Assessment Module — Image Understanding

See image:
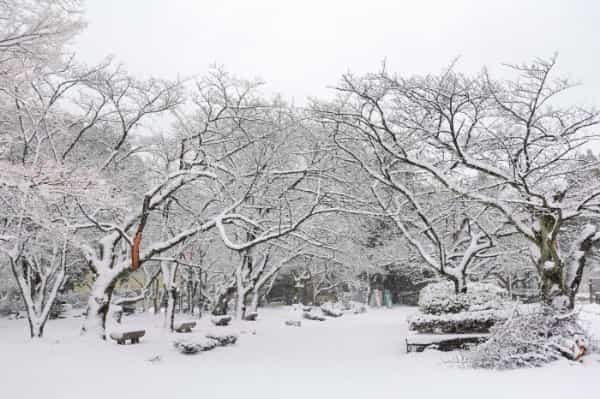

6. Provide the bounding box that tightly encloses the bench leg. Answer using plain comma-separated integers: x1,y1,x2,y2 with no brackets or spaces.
117,340,125,345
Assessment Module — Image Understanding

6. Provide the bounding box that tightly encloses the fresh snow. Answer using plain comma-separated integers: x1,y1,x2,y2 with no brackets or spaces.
1,306,599,399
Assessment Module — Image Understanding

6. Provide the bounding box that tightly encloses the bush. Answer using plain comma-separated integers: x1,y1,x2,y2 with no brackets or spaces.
467,305,589,369
418,281,507,315
408,309,509,334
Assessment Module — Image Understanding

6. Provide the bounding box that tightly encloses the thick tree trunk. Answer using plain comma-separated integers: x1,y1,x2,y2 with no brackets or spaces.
312,290,319,306
235,288,247,320
82,274,117,339
212,286,235,315
533,216,567,305
448,274,466,295
30,320,44,338
249,289,260,314
160,260,179,330
566,225,600,309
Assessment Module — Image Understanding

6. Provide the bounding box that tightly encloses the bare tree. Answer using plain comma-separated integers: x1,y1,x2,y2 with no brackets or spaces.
316,57,600,307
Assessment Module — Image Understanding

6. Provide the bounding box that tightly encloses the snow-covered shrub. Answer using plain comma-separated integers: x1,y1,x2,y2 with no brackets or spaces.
408,309,509,334
205,333,238,346
467,305,590,369
173,337,218,354
418,281,507,315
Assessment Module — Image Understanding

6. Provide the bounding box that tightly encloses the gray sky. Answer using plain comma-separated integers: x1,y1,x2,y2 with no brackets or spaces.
76,0,600,153
76,0,600,106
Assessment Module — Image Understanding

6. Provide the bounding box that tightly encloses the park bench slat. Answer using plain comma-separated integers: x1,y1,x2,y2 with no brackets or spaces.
405,333,489,353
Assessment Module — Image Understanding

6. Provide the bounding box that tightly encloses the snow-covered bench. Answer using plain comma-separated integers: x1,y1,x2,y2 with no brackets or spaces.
211,315,232,326
405,333,489,353
174,321,196,333
303,311,326,321
109,329,146,345
320,304,343,318
243,312,258,321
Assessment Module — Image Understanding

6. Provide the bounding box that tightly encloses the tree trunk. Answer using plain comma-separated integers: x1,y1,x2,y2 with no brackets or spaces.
152,279,159,314
533,215,566,305
566,225,600,309
10,258,65,339
30,320,44,338
212,285,235,315
249,289,260,314
235,288,247,320
81,273,117,339
235,267,247,320
449,274,467,294
312,289,320,306
185,267,193,314
165,287,177,331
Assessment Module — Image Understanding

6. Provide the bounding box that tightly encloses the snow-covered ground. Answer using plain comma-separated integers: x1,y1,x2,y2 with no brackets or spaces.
2,305,600,399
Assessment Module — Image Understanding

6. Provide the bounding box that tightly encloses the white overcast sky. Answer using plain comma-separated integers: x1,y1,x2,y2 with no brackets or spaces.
75,0,600,123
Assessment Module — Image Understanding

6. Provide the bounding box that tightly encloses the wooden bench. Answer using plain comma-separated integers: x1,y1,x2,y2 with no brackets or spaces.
303,311,326,321
211,315,232,326
109,330,146,345
405,333,489,353
174,321,197,333
243,312,258,321
320,305,343,318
